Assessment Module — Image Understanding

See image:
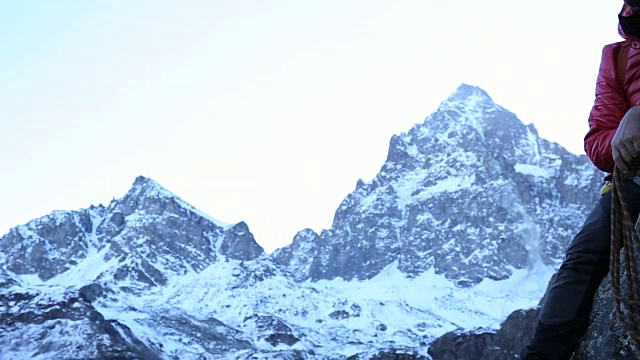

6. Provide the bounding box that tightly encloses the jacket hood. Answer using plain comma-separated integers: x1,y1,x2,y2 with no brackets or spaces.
619,5,640,40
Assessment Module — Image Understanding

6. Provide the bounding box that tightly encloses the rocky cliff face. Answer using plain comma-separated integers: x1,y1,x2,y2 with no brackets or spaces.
273,84,601,286
0,84,603,359
0,268,161,359
572,257,640,359
427,308,540,360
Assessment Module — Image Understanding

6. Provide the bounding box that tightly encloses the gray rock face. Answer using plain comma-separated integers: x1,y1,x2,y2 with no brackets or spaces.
220,221,264,261
0,268,161,360
573,263,640,359
244,314,301,346
0,210,93,281
427,308,539,360
274,84,602,285
347,350,429,360
271,228,320,281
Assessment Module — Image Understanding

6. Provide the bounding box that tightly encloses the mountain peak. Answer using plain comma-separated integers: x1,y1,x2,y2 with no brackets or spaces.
435,83,500,115
125,176,180,207
447,83,493,104
129,176,171,199
119,176,231,228
420,83,506,134
132,175,155,187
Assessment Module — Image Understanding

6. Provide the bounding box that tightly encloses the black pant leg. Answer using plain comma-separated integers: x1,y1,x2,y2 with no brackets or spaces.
522,180,640,360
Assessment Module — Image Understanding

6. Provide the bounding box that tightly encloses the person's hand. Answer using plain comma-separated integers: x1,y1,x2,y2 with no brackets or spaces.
612,105,640,173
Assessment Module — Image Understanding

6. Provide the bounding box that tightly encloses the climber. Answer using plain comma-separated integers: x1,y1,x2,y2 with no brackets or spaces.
520,1,640,359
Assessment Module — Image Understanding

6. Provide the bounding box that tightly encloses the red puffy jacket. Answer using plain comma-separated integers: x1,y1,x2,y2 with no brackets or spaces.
584,8,640,173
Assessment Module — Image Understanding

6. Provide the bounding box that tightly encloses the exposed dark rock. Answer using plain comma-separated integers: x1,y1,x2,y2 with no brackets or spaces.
265,333,300,346
272,228,320,282
244,314,294,333
427,308,539,360
110,211,125,227
153,313,253,355
0,268,161,360
573,264,640,359
482,308,539,359
329,310,351,320
428,331,494,360
228,260,280,289
219,221,264,261
79,283,105,302
0,211,92,281
244,314,301,347
347,349,429,360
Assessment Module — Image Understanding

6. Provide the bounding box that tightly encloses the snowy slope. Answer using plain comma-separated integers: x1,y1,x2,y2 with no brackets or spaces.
0,84,603,359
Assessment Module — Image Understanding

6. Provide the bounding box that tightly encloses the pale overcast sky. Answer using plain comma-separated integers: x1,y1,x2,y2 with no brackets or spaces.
0,1,623,253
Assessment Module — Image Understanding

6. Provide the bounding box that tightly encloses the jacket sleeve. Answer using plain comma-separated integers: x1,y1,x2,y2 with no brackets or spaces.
584,43,628,173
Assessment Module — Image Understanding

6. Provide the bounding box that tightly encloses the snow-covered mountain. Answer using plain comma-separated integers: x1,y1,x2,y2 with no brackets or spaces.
274,84,600,288
0,84,602,359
